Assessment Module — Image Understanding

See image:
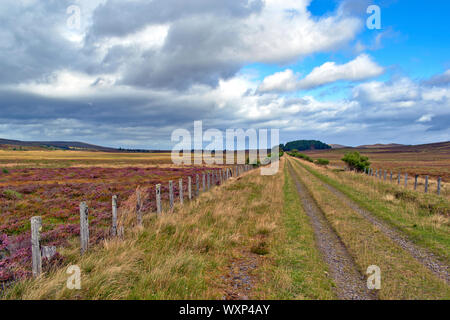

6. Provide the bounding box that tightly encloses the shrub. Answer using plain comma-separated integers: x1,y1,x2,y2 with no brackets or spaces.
288,151,314,162
3,189,23,200
2,168,9,174
341,152,370,172
315,158,330,166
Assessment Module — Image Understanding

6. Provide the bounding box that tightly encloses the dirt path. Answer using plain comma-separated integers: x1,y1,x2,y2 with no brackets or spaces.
221,253,260,300
287,161,377,300
317,178,449,284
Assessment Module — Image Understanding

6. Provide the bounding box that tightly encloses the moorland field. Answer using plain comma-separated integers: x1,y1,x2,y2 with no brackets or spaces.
0,144,449,300
305,141,450,182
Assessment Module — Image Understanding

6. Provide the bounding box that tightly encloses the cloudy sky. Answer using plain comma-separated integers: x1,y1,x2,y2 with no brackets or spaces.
0,0,449,149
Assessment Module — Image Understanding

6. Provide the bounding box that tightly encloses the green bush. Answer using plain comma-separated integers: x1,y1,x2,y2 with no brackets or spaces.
341,152,370,172
288,151,314,162
315,158,330,166
3,189,23,200
2,168,9,174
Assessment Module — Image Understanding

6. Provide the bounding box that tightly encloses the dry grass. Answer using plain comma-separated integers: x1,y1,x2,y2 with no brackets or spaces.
299,159,450,261
1,161,295,300
256,161,335,299
304,142,450,182
289,157,449,299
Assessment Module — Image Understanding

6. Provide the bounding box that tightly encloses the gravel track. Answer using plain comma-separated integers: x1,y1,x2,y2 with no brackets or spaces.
287,161,377,300
317,177,449,284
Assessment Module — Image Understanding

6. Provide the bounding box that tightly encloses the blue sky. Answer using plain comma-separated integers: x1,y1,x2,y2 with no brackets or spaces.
0,0,449,148
247,0,450,100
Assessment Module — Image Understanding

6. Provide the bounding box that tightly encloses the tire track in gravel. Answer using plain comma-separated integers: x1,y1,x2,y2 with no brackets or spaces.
287,160,377,300
314,174,450,284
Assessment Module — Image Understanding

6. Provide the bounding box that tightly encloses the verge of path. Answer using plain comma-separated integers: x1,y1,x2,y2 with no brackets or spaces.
314,173,450,284
287,160,377,300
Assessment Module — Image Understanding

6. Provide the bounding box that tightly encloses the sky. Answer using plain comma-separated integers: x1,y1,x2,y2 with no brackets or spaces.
0,0,449,149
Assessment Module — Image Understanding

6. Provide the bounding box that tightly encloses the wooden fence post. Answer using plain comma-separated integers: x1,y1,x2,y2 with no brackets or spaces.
384,170,387,181
111,195,118,236
188,177,192,200
437,177,441,195
404,173,408,188
390,171,393,182
80,202,89,255
169,180,174,210
179,178,183,205
425,176,429,193
414,175,418,190
207,172,211,190
202,174,206,192
398,173,401,185
31,216,42,277
136,189,143,226
156,184,162,214
41,246,56,261
196,174,200,196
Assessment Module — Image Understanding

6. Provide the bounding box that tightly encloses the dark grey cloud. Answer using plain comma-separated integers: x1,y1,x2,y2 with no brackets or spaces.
0,0,447,149
423,70,450,87
88,0,263,38
119,16,243,89
0,1,81,84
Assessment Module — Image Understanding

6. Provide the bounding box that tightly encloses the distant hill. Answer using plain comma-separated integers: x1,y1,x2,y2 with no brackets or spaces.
357,143,406,149
362,141,450,154
306,141,450,155
281,140,331,152
0,138,120,152
329,144,349,149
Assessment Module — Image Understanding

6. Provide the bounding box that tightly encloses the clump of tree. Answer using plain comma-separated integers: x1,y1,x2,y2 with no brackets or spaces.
341,152,370,172
288,150,314,162
315,158,330,166
280,140,331,152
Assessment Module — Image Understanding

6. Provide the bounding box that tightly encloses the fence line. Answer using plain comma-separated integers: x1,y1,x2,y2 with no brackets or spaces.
363,167,442,195
29,164,255,277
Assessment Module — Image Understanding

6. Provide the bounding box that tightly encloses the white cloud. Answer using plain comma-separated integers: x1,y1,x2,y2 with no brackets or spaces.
353,77,420,105
258,69,299,93
259,54,384,92
417,114,433,123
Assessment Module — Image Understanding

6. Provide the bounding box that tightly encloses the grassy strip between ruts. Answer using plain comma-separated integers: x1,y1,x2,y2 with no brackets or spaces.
289,157,449,299
296,158,450,264
256,161,335,299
